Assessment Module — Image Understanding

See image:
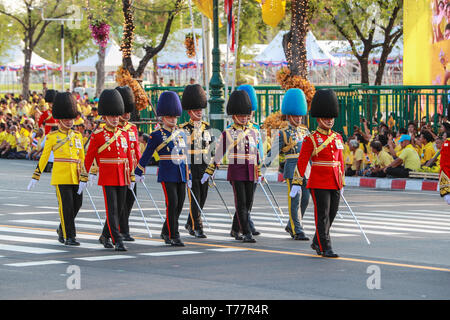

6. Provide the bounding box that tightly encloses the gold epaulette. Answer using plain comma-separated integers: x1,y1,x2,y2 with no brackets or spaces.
179,122,189,129
93,128,104,134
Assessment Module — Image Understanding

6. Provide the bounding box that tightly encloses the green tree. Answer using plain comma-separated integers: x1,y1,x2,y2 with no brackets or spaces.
0,0,73,98
315,0,403,85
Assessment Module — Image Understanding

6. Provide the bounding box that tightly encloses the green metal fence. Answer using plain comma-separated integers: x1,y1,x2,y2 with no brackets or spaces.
142,84,450,138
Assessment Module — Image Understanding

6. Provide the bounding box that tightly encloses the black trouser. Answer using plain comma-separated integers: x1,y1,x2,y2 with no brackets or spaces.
310,189,340,252
386,166,411,178
55,184,83,240
231,182,257,233
101,186,127,244
230,181,255,236
119,183,136,236
186,178,208,231
161,182,186,239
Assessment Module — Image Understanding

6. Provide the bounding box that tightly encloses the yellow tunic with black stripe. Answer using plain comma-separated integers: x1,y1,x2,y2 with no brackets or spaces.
32,129,86,185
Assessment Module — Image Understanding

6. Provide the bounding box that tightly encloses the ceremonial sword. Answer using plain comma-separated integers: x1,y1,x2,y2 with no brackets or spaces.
210,178,233,220
141,180,165,222
341,194,370,245
188,186,211,231
258,181,284,226
129,187,152,238
85,188,103,227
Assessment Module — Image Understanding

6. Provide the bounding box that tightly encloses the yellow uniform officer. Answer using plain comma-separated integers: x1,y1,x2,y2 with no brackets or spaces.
28,92,87,246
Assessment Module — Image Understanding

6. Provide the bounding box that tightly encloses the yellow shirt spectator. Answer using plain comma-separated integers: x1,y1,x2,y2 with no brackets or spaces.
6,132,19,149
373,150,393,168
351,148,365,171
399,144,421,171
421,141,436,165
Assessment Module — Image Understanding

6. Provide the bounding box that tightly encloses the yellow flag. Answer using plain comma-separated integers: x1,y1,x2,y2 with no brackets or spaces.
193,0,222,27
261,0,286,28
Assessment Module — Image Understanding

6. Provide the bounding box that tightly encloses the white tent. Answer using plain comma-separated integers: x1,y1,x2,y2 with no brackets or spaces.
3,45,59,68
156,28,204,69
254,31,344,67
70,41,140,73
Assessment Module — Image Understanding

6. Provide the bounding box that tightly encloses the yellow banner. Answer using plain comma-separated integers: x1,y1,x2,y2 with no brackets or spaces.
404,0,450,88
193,0,222,27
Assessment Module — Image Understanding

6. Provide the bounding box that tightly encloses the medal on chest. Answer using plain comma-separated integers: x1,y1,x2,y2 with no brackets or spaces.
335,139,344,149
128,131,136,142
120,137,128,149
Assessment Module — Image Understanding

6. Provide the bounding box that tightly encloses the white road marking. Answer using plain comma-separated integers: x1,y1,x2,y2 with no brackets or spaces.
139,250,202,257
0,243,67,254
207,248,248,252
4,260,67,267
75,255,136,261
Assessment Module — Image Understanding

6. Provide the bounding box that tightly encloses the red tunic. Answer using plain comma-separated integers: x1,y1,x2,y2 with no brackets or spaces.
296,128,345,190
84,126,135,186
118,121,141,170
440,138,450,196
38,110,58,135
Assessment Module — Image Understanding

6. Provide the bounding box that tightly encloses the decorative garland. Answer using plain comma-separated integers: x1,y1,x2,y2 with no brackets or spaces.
89,20,110,48
261,111,288,138
184,33,200,58
116,66,151,112
276,67,315,109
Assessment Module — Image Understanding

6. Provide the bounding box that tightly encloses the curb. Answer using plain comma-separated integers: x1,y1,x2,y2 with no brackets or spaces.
143,166,439,191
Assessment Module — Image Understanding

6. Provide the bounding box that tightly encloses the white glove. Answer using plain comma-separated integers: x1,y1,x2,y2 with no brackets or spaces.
27,179,38,191
255,175,263,184
201,173,210,184
289,185,301,198
445,194,450,205
135,175,145,183
129,182,135,191
88,174,97,187
187,180,192,189
77,182,87,195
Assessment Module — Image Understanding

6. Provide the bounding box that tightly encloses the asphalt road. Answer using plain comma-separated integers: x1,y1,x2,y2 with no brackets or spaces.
0,159,449,303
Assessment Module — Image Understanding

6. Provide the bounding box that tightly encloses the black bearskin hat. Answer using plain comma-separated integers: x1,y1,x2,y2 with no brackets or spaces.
226,90,252,115
181,84,207,110
98,89,124,116
52,92,78,120
310,89,339,118
115,86,135,114
44,89,57,103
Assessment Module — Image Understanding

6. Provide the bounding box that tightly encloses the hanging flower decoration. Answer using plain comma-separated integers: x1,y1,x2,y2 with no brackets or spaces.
116,66,151,112
89,20,110,48
276,67,315,109
184,33,201,58
261,111,288,138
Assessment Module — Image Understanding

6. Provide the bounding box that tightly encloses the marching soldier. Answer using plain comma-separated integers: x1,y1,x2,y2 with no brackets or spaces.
38,89,59,135
291,89,344,258
80,89,135,252
135,91,190,247
230,84,261,236
27,92,86,246
278,88,310,241
179,84,211,238
116,86,141,241
440,108,450,204
201,90,262,243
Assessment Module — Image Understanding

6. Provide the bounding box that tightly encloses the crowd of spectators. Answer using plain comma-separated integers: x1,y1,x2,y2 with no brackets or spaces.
344,115,448,178
0,90,149,165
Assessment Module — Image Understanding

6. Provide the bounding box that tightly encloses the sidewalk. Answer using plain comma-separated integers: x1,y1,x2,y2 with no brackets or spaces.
144,166,440,192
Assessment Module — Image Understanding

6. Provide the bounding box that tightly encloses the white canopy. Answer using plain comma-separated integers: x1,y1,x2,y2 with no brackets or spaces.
156,28,204,68
254,31,344,67
2,45,59,68
70,41,140,73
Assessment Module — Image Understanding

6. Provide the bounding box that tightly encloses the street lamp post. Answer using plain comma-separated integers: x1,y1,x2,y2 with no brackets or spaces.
208,0,225,131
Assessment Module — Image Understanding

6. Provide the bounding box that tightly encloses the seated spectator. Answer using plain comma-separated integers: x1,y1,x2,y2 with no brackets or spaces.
384,134,421,178
419,130,436,165
365,140,394,177
0,125,18,158
28,128,44,160
345,139,364,176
